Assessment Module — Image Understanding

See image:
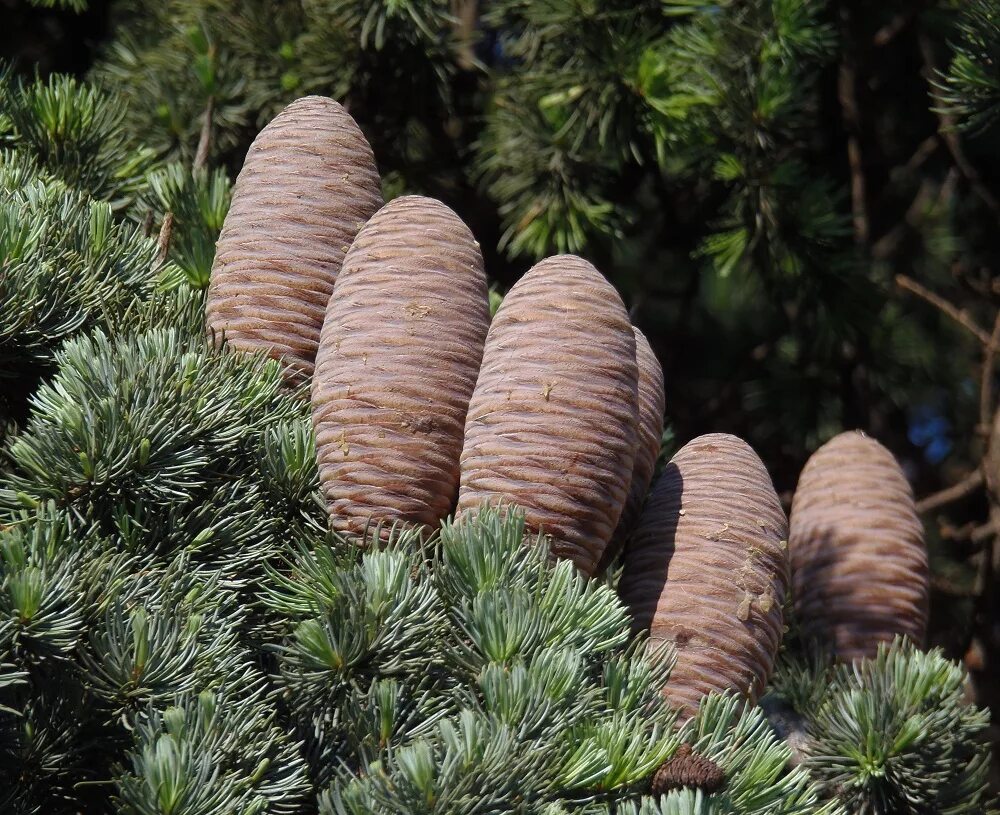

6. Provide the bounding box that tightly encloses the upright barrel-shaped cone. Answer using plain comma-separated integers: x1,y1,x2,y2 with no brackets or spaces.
789,431,928,662
619,434,789,719
597,327,665,573
457,255,639,575
207,95,383,383
312,195,489,538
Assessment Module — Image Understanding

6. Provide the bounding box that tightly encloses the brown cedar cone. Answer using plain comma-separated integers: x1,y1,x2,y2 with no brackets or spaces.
619,433,789,719
596,326,665,574
650,744,726,795
788,430,929,662
312,195,489,539
457,255,639,576
206,95,383,383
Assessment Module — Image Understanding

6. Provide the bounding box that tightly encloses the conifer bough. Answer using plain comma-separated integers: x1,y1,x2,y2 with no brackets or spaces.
206,95,383,382
789,430,929,662
599,326,665,573
312,195,489,538
457,254,639,575
619,433,789,719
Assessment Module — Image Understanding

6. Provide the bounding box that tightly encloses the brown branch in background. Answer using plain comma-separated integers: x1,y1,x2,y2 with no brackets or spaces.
974,412,1000,601
895,274,992,344
901,134,941,177
949,262,998,302
873,1,930,48
872,150,950,262
918,470,984,513
194,95,215,172
937,166,960,211
872,179,935,261
451,0,478,70
838,53,869,246
981,311,1000,427
155,212,174,265
931,574,980,597
940,519,999,545
919,34,1000,218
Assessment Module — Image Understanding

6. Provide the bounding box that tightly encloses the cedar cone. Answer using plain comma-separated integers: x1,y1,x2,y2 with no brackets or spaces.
597,326,665,573
207,96,383,383
789,430,929,662
457,255,639,575
619,433,789,719
312,195,489,538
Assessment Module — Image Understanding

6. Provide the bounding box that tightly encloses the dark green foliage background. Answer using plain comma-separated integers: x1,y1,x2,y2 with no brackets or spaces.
3,0,1000,798
1,2,991,485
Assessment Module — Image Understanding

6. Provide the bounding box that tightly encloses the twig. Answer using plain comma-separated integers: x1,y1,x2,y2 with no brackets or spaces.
194,95,214,172
899,134,941,177
950,263,996,299
940,519,998,545
838,43,869,246
973,521,996,544
155,212,174,266
451,0,479,70
931,574,976,597
873,2,929,48
872,179,935,261
895,274,992,345
919,34,1000,218
981,311,1000,427
973,411,1000,602
917,470,985,513
931,574,979,597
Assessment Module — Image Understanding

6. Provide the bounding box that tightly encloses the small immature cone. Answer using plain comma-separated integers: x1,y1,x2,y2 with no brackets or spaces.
458,255,639,575
597,327,665,573
619,434,789,719
312,195,489,538
207,96,383,382
789,430,929,662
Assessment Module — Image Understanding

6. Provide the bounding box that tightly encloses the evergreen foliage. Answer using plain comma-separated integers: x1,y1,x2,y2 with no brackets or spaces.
79,0,985,485
0,177,157,382
766,640,993,814
90,0,463,186
1,71,156,204
137,164,231,290
0,331,848,812
3,3,1000,811
938,0,1000,133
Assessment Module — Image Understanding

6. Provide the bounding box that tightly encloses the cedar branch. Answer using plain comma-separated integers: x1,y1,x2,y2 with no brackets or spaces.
895,274,991,345
155,212,174,266
873,1,930,48
981,310,1000,427
917,470,984,513
838,42,869,246
919,34,1000,218
194,95,214,171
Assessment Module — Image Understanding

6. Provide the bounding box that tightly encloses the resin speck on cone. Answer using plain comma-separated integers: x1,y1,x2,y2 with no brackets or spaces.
619,433,789,719
597,326,665,574
457,254,639,575
206,95,383,383
789,430,929,662
312,195,489,539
